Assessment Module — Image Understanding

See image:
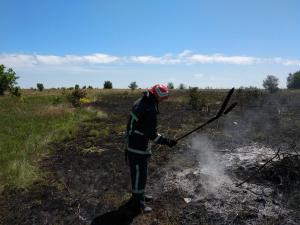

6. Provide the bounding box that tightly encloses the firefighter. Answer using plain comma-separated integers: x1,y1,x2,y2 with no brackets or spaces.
125,84,177,212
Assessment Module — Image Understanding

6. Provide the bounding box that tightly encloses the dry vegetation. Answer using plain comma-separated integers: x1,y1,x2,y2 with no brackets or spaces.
0,88,299,225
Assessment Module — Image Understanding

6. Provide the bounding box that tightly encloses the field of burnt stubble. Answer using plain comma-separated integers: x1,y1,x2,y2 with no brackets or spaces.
0,88,300,225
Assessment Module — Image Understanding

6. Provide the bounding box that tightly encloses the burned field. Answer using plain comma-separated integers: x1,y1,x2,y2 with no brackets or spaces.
0,89,300,225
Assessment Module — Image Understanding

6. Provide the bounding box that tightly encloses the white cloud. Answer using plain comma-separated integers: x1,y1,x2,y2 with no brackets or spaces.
129,55,163,64
129,54,180,64
178,50,193,58
36,55,65,65
0,53,120,68
188,54,257,65
128,52,259,65
81,54,119,64
0,54,37,67
1,51,300,69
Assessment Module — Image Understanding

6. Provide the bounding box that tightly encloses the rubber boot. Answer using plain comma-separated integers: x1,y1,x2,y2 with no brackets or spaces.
143,194,153,202
141,201,152,213
130,194,142,213
132,194,152,213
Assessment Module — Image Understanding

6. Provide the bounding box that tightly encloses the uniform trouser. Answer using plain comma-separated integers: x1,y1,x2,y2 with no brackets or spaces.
127,152,149,205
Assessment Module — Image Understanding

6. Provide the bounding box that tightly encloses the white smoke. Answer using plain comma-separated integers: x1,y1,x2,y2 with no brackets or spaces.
160,134,232,199
190,135,232,193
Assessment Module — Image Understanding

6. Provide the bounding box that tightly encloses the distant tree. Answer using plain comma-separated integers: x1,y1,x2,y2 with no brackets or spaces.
75,84,80,90
179,83,186,90
263,75,279,93
103,81,113,89
82,85,86,89
129,81,138,90
37,83,44,92
287,71,300,89
0,64,19,95
167,82,174,89
88,85,93,89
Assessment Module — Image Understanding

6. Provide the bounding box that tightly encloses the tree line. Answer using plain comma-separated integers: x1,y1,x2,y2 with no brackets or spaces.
1,64,300,96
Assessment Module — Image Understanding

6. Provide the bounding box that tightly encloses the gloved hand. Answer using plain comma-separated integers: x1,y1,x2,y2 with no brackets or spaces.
165,138,177,148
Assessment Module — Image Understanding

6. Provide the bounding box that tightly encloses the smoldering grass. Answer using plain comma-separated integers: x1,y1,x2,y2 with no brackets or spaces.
162,134,232,198
190,135,232,191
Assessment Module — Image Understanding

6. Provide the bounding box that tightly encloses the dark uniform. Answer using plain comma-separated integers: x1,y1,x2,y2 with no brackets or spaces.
125,91,176,209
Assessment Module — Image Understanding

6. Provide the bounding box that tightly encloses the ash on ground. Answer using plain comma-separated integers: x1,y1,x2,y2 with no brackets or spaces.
149,135,300,225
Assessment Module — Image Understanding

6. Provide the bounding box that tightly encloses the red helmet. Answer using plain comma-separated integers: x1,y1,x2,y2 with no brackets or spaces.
148,84,169,102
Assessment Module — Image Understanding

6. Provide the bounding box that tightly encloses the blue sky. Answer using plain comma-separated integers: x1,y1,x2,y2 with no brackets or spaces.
1,0,300,88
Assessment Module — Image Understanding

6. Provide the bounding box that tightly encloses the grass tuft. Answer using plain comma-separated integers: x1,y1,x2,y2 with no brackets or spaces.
0,94,96,191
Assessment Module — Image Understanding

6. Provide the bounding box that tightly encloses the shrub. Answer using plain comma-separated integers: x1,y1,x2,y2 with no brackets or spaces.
167,82,174,89
79,97,91,104
263,75,279,93
75,84,80,90
0,64,19,95
189,87,200,109
88,85,93,89
67,88,87,107
10,86,21,97
103,81,112,89
129,81,138,90
287,71,300,89
188,87,208,110
37,83,44,91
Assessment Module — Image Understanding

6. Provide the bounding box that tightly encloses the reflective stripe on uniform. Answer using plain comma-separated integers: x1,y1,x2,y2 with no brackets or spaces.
130,111,139,121
154,133,161,143
129,111,139,135
134,130,144,135
133,164,144,194
127,146,152,155
134,165,140,193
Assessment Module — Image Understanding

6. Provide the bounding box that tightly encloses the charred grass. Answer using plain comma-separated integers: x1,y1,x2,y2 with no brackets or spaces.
1,89,300,225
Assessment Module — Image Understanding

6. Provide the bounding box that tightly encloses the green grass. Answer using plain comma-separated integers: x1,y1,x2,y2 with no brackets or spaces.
2,88,300,191
0,93,96,191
